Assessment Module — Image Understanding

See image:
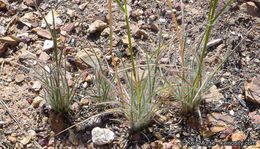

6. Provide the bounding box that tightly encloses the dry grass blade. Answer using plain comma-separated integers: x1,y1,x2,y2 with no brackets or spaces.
0,99,23,130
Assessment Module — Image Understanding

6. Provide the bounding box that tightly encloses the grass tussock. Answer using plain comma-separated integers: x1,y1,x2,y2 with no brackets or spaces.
166,0,233,115
35,6,78,114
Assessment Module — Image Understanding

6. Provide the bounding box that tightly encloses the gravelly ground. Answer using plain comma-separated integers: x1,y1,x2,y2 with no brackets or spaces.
0,0,259,148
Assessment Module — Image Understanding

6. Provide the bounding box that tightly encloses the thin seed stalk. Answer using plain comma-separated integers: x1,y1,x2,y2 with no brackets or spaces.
109,0,124,98
166,0,185,98
124,0,141,110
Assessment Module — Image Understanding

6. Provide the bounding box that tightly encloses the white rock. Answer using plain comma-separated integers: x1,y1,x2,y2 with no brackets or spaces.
67,9,76,17
28,130,36,139
229,110,234,116
159,18,166,23
206,39,222,49
43,40,54,51
0,25,5,35
32,81,42,92
91,127,115,145
87,20,107,34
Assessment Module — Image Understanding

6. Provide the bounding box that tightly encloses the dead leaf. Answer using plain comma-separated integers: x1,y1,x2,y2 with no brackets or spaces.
244,76,260,104
32,28,52,39
68,130,78,145
0,35,21,45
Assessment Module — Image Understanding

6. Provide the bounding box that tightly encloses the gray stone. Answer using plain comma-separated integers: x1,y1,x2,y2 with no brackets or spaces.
75,49,101,69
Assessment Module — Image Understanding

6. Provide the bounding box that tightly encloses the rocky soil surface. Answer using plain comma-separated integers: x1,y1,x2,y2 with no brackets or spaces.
0,0,260,148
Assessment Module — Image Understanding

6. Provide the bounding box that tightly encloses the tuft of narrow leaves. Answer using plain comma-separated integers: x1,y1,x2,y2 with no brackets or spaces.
166,0,233,114
34,4,78,114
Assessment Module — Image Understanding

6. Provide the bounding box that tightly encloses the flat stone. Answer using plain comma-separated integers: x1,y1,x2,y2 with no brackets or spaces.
63,23,75,33
8,136,16,144
87,20,107,34
241,2,260,17
15,74,25,83
244,76,260,104
231,130,246,142
203,85,224,103
133,26,149,39
131,9,143,19
67,9,76,17
25,0,43,7
75,48,101,69
101,27,110,36
20,135,31,145
79,2,88,10
39,51,50,62
32,96,44,108
33,28,52,39
151,22,159,32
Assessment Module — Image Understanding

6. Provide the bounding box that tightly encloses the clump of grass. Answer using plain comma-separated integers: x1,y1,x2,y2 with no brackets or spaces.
111,0,165,132
34,5,77,114
166,0,233,115
85,46,114,103
91,69,113,102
